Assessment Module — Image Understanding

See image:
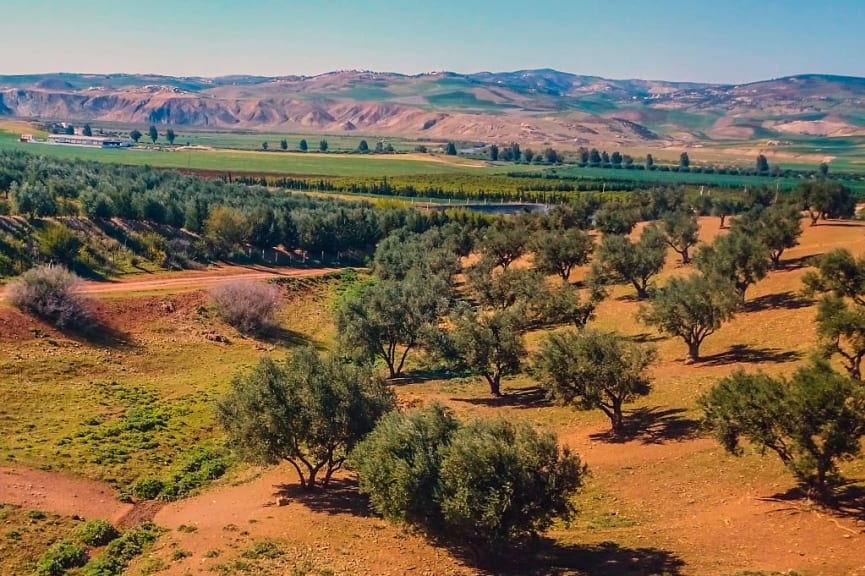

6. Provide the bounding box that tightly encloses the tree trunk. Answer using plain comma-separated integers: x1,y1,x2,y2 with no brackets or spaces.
486,374,502,397
687,340,701,362
610,408,624,434
609,398,624,434
719,215,726,229
634,282,649,300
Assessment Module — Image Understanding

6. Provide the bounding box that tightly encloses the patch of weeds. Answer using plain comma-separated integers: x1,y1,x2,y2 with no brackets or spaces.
210,560,255,575
171,549,192,561
177,524,198,533
131,445,229,501
204,549,221,558
28,510,47,522
74,519,120,547
240,540,283,560
35,539,88,576
223,524,239,532
6,529,21,540
138,556,168,575
80,522,165,576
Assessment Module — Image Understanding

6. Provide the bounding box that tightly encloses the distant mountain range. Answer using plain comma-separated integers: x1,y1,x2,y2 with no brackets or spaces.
2,69,865,147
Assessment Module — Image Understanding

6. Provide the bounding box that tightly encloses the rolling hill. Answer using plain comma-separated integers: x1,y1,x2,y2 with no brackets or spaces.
2,69,865,147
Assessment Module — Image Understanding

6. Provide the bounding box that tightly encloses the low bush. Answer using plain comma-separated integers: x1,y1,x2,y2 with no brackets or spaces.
74,519,119,547
35,540,88,576
209,280,282,334
6,265,93,329
352,405,585,550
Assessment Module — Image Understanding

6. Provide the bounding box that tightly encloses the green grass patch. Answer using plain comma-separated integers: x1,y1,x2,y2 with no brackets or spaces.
79,522,165,576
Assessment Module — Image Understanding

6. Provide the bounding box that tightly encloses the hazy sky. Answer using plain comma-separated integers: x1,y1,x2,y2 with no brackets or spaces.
1,0,862,83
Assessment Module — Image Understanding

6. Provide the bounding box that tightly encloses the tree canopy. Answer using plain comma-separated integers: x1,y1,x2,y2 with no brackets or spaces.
639,273,738,361
535,330,655,433
700,361,865,492
216,349,395,490
592,225,668,299
352,405,584,550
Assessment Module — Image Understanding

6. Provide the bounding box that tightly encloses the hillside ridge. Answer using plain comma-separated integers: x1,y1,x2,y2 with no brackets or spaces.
2,69,865,146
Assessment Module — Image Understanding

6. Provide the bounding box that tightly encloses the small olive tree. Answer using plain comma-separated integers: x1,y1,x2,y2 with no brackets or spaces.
449,306,525,396
803,249,865,380
216,349,395,490
638,273,738,361
660,209,700,264
700,361,865,493
696,227,771,303
591,225,668,299
531,228,594,281
535,330,655,433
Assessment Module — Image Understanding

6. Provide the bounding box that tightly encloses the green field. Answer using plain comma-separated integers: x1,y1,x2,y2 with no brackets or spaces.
0,133,500,177
546,164,865,192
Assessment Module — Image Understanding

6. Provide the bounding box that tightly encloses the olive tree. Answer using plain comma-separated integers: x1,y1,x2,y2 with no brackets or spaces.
216,349,395,490
531,228,594,281
449,306,525,396
700,361,865,493
803,249,865,380
638,274,738,361
352,405,584,550
696,227,771,303
336,275,448,378
736,203,803,269
591,225,668,299
477,220,527,270
660,209,699,264
535,330,655,433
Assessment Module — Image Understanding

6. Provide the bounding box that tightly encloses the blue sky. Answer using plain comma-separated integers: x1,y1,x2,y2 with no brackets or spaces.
1,0,863,83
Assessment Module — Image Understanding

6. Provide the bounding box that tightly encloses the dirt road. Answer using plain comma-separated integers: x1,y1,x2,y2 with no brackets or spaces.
1,265,344,298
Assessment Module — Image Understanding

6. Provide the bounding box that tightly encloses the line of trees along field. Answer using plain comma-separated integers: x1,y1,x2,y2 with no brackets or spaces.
4,145,865,560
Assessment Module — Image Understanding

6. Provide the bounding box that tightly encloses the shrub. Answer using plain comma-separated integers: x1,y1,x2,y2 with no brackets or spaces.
81,522,163,576
130,478,165,500
75,519,120,547
36,540,88,576
6,265,93,329
352,405,584,550
209,280,282,334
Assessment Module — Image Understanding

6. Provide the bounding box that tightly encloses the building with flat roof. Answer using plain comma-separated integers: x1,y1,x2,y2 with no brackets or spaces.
47,134,132,148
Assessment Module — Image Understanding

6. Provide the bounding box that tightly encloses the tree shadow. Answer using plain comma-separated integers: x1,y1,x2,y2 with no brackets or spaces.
68,322,138,349
766,480,865,524
272,477,373,517
745,291,813,312
589,407,702,445
451,538,686,576
812,220,865,228
696,344,801,366
451,385,551,409
779,254,822,271
388,367,473,386
255,326,317,349
624,332,667,344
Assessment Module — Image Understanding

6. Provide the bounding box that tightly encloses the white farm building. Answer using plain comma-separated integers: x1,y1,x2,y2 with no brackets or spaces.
47,134,133,148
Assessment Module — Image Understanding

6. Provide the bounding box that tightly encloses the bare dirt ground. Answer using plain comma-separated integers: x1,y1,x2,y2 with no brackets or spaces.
0,264,341,299
0,465,133,525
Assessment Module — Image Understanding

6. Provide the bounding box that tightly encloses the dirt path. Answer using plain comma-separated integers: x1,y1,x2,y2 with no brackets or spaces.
0,465,133,524
1,265,343,298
